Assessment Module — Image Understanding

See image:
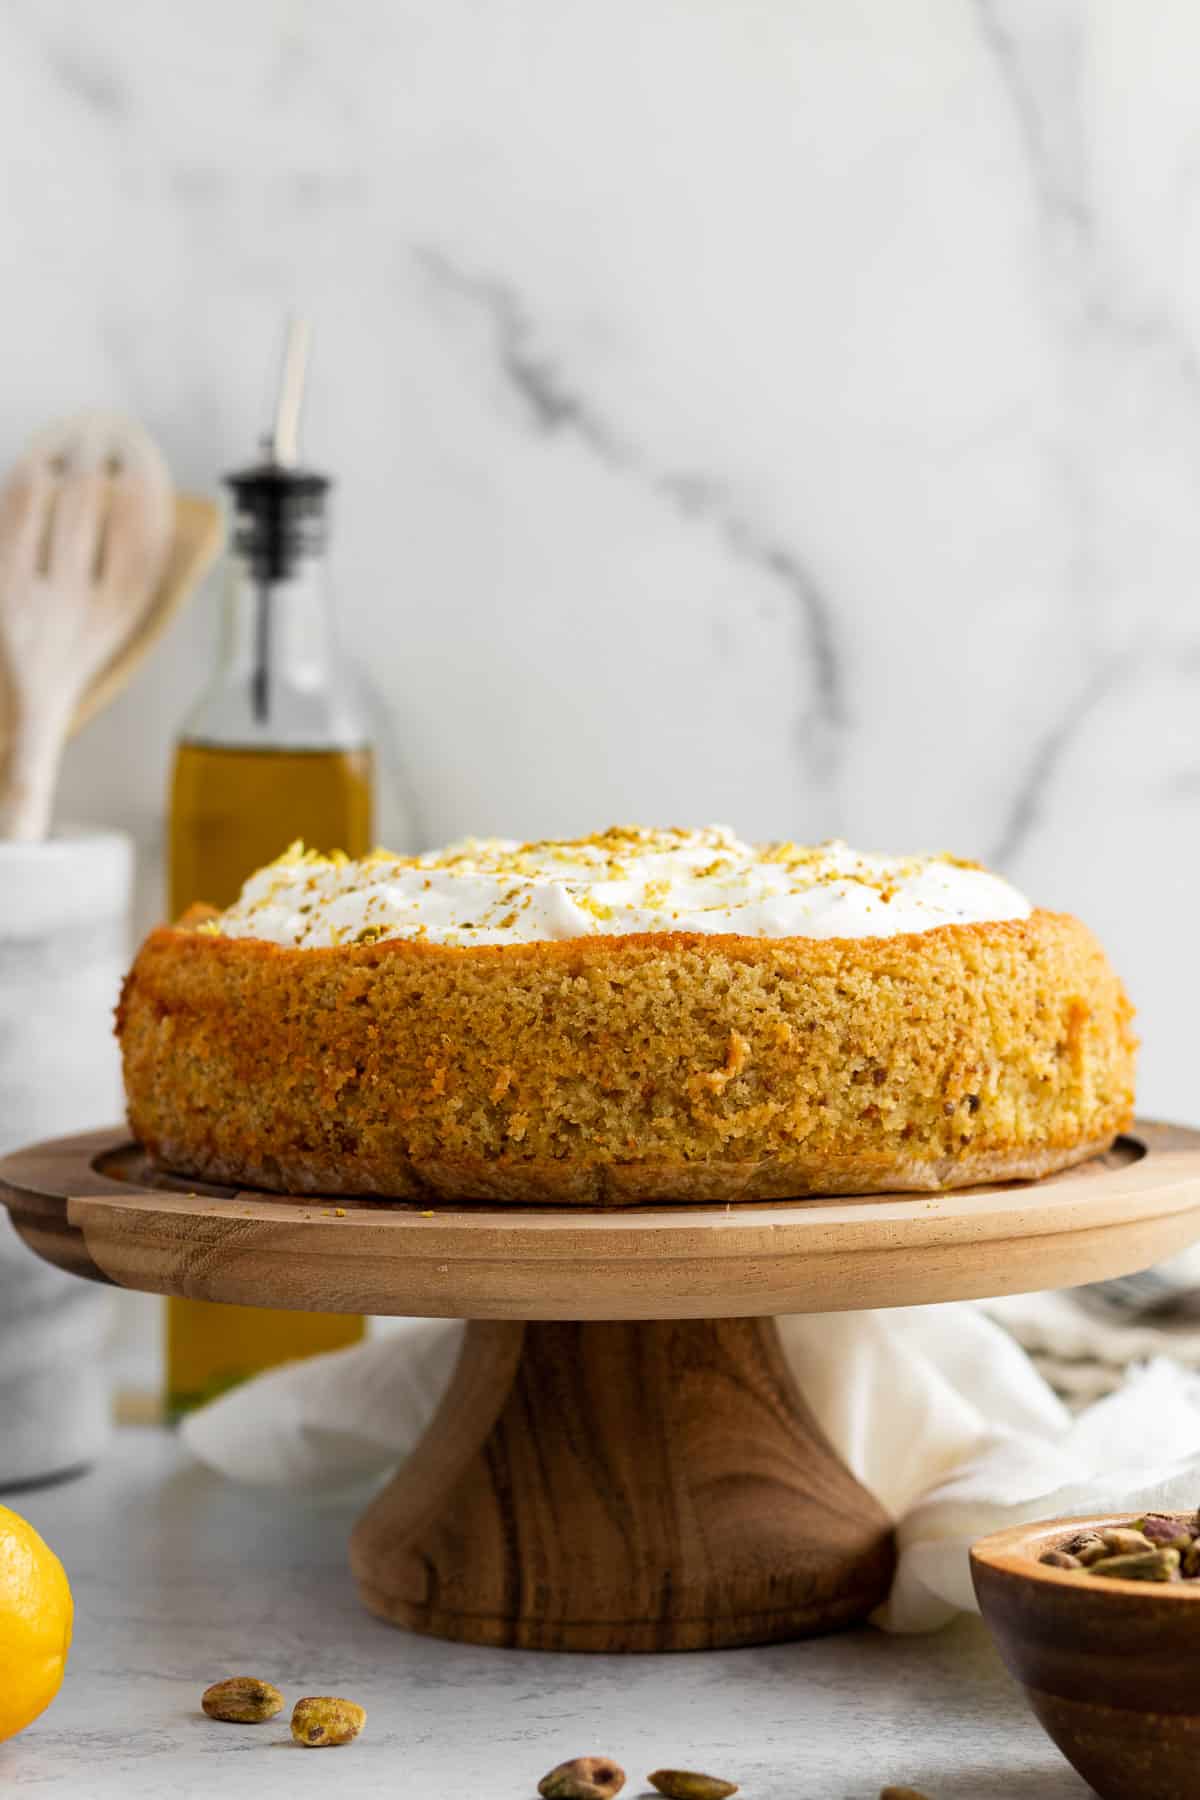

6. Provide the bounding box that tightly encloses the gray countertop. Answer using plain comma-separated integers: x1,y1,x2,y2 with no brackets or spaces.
2,1428,1088,1798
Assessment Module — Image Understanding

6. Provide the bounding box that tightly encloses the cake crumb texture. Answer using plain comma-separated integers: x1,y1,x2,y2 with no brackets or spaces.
116,911,1136,1203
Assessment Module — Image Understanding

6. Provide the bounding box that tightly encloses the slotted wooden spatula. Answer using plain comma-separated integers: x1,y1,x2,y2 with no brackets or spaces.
0,413,186,839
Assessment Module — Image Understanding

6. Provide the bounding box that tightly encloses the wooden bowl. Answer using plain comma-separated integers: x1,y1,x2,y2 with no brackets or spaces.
972,1514,1200,1800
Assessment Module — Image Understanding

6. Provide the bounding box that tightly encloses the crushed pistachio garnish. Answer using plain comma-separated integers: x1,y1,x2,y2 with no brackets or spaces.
206,827,1031,950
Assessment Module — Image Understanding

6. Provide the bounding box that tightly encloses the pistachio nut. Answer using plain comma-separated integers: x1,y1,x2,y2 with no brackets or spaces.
538,1756,627,1799
1135,1514,1193,1550
201,1676,284,1723
1089,1548,1180,1582
290,1695,366,1747
1099,1528,1154,1557
647,1772,738,1800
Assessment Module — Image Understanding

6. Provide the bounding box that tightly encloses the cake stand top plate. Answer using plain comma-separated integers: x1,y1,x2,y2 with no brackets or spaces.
1,1122,1198,1321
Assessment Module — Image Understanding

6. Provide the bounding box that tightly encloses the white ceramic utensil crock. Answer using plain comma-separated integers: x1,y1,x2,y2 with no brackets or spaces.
0,829,131,1485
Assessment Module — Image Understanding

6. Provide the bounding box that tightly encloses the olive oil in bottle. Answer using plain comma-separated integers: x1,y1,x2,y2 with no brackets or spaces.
170,742,372,913
165,325,369,1415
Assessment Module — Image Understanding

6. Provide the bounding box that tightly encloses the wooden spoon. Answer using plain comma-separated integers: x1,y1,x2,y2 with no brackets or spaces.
0,412,174,839
68,491,222,736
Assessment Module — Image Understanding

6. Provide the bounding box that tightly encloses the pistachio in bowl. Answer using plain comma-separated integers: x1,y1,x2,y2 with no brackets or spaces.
972,1511,1200,1800
1039,1512,1200,1583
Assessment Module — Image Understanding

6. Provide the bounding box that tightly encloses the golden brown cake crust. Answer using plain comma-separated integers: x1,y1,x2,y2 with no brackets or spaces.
116,909,1137,1203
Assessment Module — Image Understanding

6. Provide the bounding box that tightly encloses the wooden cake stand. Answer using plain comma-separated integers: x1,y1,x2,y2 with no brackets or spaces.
3,1121,1200,1655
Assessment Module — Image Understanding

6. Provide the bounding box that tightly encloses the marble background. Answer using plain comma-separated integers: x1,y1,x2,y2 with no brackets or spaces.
3,0,1199,1121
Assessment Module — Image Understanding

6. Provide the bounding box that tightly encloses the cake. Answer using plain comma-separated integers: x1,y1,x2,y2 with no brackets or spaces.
116,826,1137,1203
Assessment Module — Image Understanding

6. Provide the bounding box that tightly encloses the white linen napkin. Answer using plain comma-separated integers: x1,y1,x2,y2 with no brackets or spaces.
181,1303,1200,1633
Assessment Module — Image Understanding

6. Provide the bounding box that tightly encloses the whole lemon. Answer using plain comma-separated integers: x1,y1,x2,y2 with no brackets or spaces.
0,1504,72,1741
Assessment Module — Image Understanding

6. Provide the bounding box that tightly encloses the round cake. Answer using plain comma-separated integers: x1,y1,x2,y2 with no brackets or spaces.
116,826,1137,1203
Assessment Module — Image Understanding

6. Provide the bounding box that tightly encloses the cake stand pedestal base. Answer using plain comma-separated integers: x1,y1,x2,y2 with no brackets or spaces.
9,1124,1198,1654
349,1316,896,1653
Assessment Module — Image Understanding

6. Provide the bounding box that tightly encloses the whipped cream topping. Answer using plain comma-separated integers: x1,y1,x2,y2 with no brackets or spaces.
210,826,1032,949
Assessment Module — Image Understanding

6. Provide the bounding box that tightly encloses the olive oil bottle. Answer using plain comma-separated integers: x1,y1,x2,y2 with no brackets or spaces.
165,325,369,1415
